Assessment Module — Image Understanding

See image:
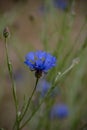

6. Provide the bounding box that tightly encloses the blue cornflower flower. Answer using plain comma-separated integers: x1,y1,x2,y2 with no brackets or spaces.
36,79,59,97
53,0,68,10
24,50,56,78
37,79,50,97
50,104,69,119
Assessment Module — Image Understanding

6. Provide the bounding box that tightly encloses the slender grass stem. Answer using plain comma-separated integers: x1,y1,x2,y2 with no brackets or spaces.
4,37,19,130
5,38,18,111
19,78,39,124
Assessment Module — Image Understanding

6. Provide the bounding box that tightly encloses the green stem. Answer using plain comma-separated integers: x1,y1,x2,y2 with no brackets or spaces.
19,91,52,130
19,78,39,123
19,82,57,130
4,38,19,130
5,38,18,110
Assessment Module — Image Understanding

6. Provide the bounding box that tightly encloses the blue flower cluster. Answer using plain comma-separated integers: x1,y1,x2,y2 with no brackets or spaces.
24,50,56,78
50,104,69,119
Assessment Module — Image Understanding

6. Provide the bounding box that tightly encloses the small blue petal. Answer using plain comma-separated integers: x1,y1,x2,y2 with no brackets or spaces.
35,60,44,70
25,52,35,61
35,50,46,60
24,60,35,70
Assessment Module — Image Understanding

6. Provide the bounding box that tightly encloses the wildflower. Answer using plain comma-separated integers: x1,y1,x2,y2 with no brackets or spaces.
53,0,68,10
24,50,56,78
36,79,59,97
37,79,50,97
50,103,69,119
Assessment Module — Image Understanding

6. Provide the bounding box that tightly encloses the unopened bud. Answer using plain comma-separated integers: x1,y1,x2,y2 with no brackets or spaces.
72,57,80,65
3,27,10,38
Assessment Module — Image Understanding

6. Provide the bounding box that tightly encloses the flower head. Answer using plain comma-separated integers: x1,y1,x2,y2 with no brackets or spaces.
50,103,69,119
53,0,68,10
36,79,59,97
37,79,50,97
24,50,56,78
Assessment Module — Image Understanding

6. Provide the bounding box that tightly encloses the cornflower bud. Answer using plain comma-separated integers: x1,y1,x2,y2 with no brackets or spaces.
3,27,10,38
